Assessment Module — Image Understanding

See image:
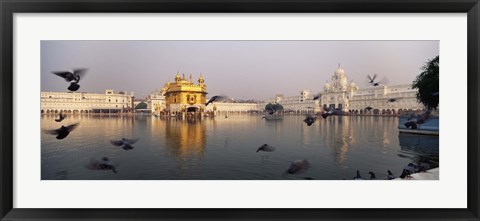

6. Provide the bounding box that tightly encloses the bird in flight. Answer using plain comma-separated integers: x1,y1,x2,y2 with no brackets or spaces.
387,98,397,102
110,138,139,150
44,123,79,139
54,113,65,122
256,144,276,152
206,95,227,106
367,74,388,87
86,157,117,174
367,74,377,84
303,115,316,126
52,68,88,91
284,159,311,175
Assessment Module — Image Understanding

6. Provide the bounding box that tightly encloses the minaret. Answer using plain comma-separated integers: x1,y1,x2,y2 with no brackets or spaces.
198,73,205,85
175,71,181,82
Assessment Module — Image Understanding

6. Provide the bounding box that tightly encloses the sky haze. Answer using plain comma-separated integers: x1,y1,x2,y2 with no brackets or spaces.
41,41,439,100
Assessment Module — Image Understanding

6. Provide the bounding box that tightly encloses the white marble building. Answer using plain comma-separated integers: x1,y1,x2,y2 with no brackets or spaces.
262,90,320,114
148,89,167,114
204,102,260,113
320,65,424,114
41,89,134,114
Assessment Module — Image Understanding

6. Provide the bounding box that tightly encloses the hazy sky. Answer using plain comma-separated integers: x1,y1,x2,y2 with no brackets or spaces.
41,41,438,100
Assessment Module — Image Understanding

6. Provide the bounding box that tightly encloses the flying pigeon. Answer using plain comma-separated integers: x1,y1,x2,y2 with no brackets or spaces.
284,159,310,175
86,157,117,173
256,144,276,152
54,113,65,122
206,95,227,106
303,115,316,126
52,68,88,91
110,138,139,150
44,123,79,139
387,98,397,102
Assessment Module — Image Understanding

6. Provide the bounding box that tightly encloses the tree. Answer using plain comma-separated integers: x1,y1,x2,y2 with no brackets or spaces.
265,103,274,114
412,55,439,109
272,103,284,112
135,102,147,109
265,103,284,114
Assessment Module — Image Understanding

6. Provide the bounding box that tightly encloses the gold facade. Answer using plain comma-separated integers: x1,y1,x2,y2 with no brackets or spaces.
162,72,207,112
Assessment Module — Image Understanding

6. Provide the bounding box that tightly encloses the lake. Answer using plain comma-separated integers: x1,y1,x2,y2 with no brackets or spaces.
41,114,439,180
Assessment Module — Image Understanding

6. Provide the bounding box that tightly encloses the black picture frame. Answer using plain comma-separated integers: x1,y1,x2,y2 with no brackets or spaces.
1,0,479,220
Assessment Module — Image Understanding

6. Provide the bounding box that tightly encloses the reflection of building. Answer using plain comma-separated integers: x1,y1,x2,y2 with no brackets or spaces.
162,72,207,115
263,90,320,114
164,119,207,168
41,89,134,114
320,117,354,164
320,65,424,114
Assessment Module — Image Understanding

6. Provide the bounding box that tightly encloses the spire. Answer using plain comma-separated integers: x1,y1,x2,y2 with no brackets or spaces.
175,71,181,82
198,72,205,84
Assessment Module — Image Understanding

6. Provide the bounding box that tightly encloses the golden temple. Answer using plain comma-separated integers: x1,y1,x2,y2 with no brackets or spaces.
161,72,207,116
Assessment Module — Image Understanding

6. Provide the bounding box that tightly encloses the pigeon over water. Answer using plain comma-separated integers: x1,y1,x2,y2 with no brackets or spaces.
284,159,311,175
86,157,117,173
52,68,88,91
44,123,79,139
110,138,139,150
256,144,276,152
205,95,227,106
321,107,335,119
303,115,316,126
54,113,65,122
321,107,347,119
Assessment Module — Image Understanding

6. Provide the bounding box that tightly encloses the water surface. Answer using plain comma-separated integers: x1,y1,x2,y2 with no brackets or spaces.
41,114,439,180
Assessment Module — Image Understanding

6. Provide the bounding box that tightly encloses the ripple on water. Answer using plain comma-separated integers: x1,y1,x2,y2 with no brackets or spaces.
41,115,439,180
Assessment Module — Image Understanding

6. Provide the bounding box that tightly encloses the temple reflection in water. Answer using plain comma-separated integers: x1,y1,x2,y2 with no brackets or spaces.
151,117,207,171
42,115,438,180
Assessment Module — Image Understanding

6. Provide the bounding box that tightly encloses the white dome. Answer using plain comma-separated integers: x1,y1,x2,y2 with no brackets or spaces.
335,67,345,77
350,81,356,87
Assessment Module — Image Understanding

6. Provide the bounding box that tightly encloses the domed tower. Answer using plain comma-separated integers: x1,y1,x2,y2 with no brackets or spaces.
332,64,348,91
323,81,331,92
174,71,181,82
198,73,205,84
349,80,358,91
